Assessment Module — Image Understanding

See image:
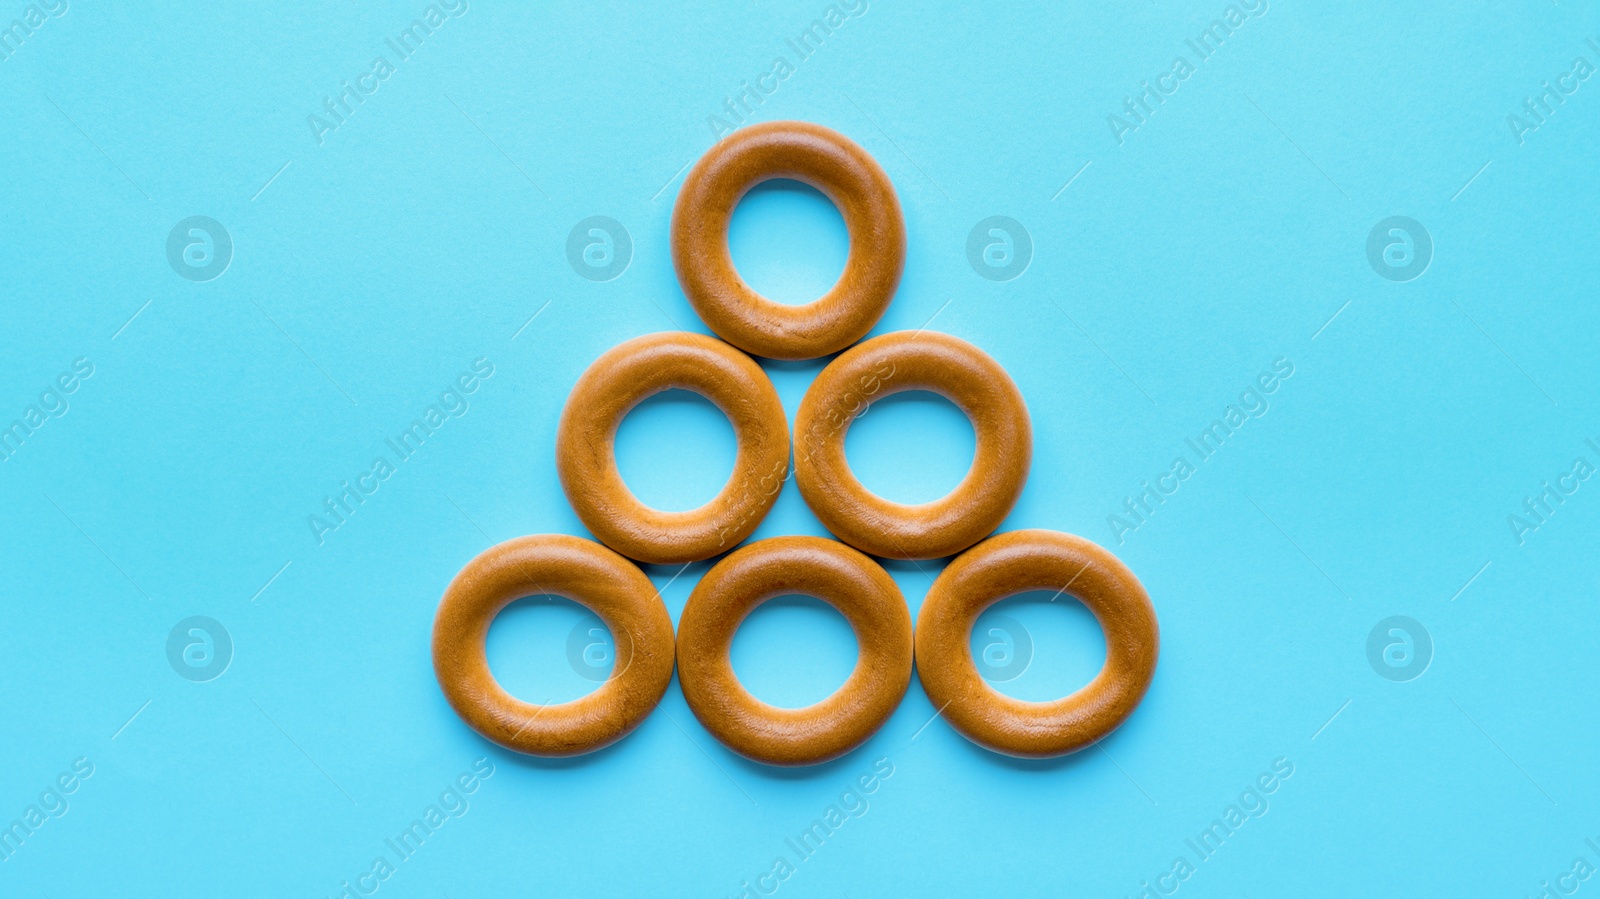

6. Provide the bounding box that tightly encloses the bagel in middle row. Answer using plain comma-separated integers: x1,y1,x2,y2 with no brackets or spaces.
556,331,790,565
795,330,1032,561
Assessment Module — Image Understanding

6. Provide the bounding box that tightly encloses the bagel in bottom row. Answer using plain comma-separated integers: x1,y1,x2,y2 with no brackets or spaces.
676,536,913,767
916,529,1160,759
431,530,1157,762
431,534,676,757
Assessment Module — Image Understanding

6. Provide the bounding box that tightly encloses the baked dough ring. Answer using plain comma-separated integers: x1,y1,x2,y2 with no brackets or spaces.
915,529,1159,758
431,534,675,757
794,331,1031,560
557,332,790,565
671,121,905,360
676,536,913,766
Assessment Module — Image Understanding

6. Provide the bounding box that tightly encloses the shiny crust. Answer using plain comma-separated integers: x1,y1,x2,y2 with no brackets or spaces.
915,530,1159,758
671,121,905,360
794,331,1031,560
431,534,676,757
676,536,914,766
556,332,791,565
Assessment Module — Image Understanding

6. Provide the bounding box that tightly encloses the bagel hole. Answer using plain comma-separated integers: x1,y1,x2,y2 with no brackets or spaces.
971,591,1107,702
728,179,849,306
730,595,859,709
843,390,976,504
615,389,738,512
485,596,616,704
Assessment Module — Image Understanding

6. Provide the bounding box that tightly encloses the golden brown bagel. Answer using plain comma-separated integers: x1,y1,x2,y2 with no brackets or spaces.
431,534,676,756
676,536,913,766
915,529,1159,758
557,332,790,564
794,330,1031,560
671,121,904,360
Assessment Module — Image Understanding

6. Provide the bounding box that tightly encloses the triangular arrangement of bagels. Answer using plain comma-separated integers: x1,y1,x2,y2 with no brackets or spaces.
431,121,1159,765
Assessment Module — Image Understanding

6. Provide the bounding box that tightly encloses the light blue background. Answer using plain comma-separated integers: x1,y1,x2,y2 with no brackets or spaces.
3,1,1598,896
